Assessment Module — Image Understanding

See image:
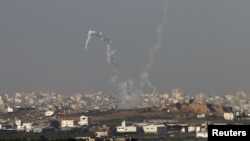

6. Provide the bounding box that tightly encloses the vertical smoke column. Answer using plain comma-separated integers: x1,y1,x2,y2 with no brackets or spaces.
139,0,167,95
138,25,162,95
146,25,163,69
117,78,143,109
118,82,128,109
106,43,119,83
117,0,168,109
140,69,156,94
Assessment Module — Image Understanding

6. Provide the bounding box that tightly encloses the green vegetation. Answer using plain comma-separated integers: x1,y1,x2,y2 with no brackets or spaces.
0,132,91,141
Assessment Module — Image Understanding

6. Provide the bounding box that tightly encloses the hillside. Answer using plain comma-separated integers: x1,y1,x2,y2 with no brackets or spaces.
177,103,233,116
70,102,233,123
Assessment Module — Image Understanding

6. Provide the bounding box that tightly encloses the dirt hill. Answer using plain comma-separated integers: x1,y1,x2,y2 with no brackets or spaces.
56,103,233,123
177,103,233,116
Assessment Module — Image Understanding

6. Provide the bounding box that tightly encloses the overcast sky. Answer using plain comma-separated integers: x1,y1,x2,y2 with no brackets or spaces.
1,0,250,96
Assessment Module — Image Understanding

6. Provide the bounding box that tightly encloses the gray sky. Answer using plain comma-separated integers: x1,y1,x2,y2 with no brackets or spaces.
1,0,250,96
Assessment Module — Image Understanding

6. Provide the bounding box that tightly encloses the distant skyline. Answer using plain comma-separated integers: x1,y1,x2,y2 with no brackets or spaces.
1,0,250,96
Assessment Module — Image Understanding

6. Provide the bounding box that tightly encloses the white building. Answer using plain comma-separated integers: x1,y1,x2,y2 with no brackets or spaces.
188,127,195,133
224,112,234,120
196,131,208,138
78,115,91,126
17,125,25,132
45,111,54,116
116,120,137,133
6,107,13,113
143,124,166,134
197,113,205,119
61,120,75,128
23,123,33,132
196,126,201,132
95,131,108,138
15,119,22,126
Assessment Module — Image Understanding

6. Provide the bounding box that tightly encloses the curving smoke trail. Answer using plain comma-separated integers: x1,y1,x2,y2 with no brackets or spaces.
84,30,96,51
84,0,167,109
84,30,116,65
84,30,119,83
85,30,112,50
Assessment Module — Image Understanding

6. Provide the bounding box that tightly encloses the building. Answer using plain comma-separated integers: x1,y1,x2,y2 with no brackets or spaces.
197,113,205,119
142,124,166,134
33,126,44,133
75,137,95,141
23,123,33,132
116,120,137,133
224,112,234,120
78,115,91,126
45,110,54,116
187,125,195,132
61,120,75,128
17,125,25,132
15,119,24,131
167,124,188,133
196,131,208,138
5,107,13,113
95,131,108,138
15,119,22,126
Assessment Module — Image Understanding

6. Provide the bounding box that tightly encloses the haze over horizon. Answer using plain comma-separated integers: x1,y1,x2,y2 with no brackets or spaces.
1,0,250,96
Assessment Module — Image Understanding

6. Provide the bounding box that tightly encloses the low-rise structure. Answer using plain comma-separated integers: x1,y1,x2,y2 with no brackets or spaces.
196,131,208,138
23,123,33,132
224,112,234,120
142,124,166,134
95,131,108,138
197,113,205,119
45,110,54,116
116,120,137,133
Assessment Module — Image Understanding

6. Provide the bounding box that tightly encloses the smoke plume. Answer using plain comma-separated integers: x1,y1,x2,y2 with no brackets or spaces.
84,30,119,83
84,0,167,109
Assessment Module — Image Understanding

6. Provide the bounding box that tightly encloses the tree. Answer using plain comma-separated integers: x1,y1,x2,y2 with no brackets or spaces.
175,102,181,110
50,120,60,129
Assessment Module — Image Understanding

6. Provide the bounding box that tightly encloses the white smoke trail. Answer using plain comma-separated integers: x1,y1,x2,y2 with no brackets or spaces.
139,26,162,95
84,29,120,84
118,82,128,109
84,30,112,50
84,0,168,109
140,69,156,94
117,78,143,109
141,0,167,94
84,30,115,65
146,25,163,69
84,30,96,50
106,44,116,64
163,0,168,26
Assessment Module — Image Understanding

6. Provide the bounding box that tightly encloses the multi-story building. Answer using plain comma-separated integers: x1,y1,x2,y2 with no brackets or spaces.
61,120,75,128
78,115,91,126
